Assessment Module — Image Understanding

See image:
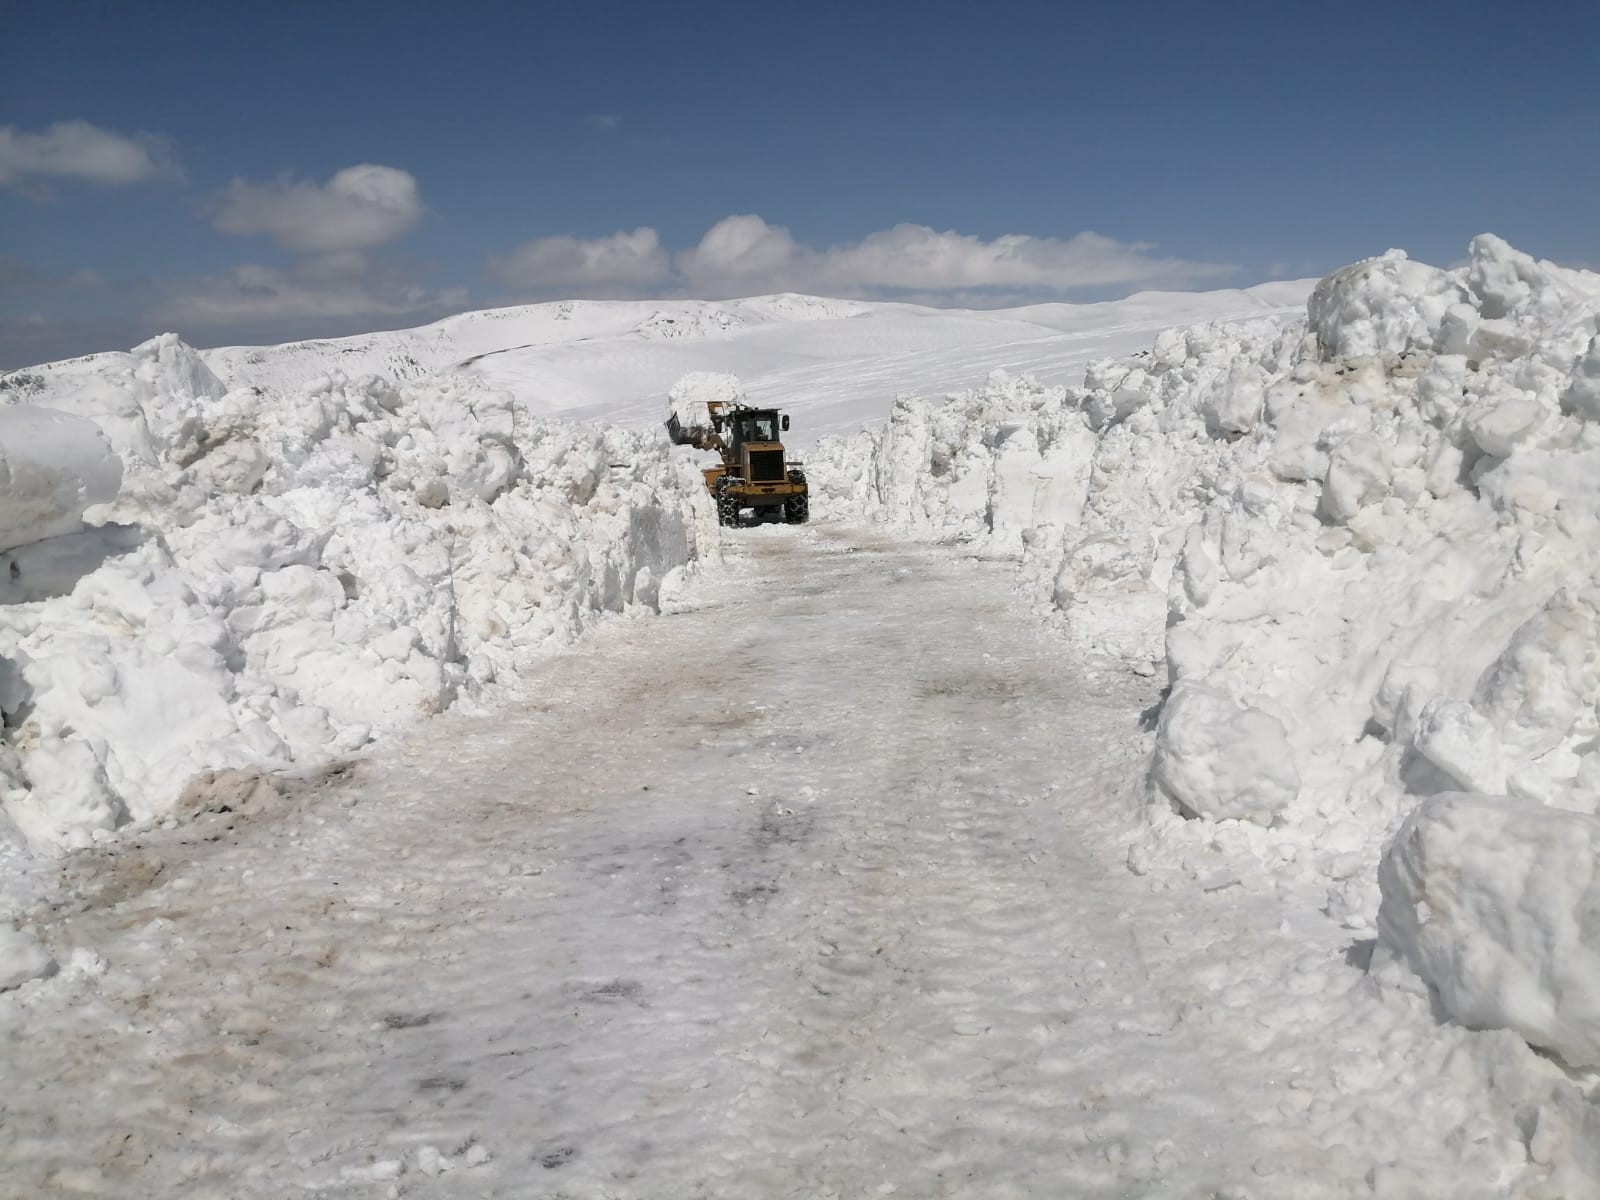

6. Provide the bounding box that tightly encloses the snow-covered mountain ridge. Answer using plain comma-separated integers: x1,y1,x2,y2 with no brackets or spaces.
811,235,1600,1104
198,283,1314,443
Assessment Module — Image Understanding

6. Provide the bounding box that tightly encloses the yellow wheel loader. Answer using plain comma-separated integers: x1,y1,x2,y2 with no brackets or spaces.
666,402,809,527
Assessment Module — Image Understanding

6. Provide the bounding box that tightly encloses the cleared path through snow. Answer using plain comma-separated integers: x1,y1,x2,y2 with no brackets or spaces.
3,527,1519,1198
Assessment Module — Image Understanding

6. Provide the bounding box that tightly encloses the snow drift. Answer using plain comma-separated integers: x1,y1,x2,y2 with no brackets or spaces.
0,334,714,859
0,406,121,552
812,236,1600,1070
1376,792,1600,1069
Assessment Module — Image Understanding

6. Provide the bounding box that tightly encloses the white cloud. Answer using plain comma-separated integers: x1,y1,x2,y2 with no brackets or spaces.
587,113,623,131
487,227,670,290
828,225,1231,291
0,120,179,188
162,253,464,325
676,215,802,287
676,215,1234,297
210,164,424,253
490,216,1231,303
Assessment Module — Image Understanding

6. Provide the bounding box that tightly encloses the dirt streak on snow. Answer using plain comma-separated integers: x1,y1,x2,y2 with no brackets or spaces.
0,528,1535,1197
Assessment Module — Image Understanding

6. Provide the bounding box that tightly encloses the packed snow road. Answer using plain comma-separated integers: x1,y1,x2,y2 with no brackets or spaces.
4,528,1524,1198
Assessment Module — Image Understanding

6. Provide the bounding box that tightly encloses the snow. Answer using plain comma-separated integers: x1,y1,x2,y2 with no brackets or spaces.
664,369,745,442
1150,680,1300,825
6,249,1600,1192
1376,791,1600,1069
811,235,1600,890
198,284,1312,446
1307,249,1469,359
808,233,1600,1186
0,282,1308,871
0,922,54,991
0,333,713,862
0,406,122,551
0,531,1577,1198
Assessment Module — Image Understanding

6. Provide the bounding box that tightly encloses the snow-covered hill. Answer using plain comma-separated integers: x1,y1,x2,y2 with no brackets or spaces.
199,284,1314,444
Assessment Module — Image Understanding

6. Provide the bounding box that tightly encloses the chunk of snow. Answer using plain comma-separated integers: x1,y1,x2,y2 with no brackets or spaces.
0,407,122,551
666,371,746,442
1465,393,1544,458
1561,335,1600,420
1307,251,1468,360
1200,361,1267,435
1151,682,1299,825
1412,700,1507,795
1377,793,1600,1068
0,923,56,991
1320,433,1391,523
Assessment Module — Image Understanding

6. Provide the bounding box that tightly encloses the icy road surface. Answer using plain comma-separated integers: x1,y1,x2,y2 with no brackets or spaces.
4,529,1520,1198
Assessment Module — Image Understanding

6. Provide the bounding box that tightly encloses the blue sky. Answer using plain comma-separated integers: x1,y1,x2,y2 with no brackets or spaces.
2,0,1595,366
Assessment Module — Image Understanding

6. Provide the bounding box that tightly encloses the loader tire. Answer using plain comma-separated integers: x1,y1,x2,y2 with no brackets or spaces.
716,483,742,527
783,469,809,525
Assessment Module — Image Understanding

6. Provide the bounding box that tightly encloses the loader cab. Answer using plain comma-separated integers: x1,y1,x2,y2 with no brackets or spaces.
730,409,787,451
729,408,791,484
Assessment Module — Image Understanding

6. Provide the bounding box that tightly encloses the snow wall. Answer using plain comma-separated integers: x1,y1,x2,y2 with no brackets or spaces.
0,407,122,553
0,335,716,861
811,235,1600,1076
